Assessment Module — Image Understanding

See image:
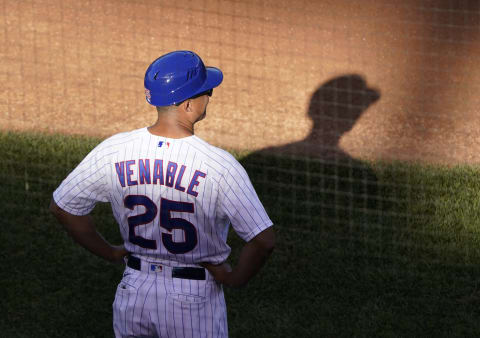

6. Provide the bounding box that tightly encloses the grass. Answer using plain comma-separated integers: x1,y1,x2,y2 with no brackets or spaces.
2,131,480,337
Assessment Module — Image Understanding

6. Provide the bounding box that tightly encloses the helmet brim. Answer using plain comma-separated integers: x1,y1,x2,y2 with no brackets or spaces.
191,66,223,96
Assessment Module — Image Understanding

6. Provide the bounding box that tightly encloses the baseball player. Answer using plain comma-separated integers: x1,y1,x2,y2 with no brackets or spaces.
49,50,275,338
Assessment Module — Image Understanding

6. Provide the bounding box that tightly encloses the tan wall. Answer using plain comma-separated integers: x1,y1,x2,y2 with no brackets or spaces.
2,0,480,164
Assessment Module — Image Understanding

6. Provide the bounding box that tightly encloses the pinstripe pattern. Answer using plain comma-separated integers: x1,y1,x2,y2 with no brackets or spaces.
54,127,272,337
113,267,227,337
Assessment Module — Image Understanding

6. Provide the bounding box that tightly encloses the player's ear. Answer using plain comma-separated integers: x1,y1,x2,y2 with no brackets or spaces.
184,99,193,112
175,100,188,113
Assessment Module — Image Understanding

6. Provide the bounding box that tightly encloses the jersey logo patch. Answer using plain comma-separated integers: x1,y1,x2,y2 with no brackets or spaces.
150,264,163,272
158,141,170,148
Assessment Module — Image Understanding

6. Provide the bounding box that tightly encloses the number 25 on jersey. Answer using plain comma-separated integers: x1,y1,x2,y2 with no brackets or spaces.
124,195,197,254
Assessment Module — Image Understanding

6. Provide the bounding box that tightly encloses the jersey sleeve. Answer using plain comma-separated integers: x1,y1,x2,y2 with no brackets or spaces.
53,141,110,216
218,158,273,242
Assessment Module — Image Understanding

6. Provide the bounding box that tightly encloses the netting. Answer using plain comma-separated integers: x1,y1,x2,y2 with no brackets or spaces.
2,0,480,336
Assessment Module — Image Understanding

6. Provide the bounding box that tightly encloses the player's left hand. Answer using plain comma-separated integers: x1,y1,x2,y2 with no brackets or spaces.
200,261,234,285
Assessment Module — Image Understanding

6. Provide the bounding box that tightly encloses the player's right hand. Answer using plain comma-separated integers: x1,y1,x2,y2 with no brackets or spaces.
110,244,129,264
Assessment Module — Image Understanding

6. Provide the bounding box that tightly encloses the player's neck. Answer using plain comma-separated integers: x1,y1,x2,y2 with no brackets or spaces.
147,116,195,139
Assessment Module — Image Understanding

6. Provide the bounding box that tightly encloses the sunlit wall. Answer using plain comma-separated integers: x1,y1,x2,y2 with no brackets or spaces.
2,0,479,164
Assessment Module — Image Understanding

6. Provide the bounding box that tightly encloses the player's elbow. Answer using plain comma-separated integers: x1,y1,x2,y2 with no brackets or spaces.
49,198,61,215
264,236,275,255
256,227,275,254
49,199,67,221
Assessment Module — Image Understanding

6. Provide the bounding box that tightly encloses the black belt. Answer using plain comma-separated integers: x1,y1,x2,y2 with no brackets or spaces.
127,255,206,281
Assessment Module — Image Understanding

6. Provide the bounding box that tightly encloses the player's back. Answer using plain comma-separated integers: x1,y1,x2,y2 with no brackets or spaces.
53,126,271,267
100,127,247,266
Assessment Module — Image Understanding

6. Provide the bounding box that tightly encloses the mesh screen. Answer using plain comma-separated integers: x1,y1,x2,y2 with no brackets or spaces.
2,0,480,335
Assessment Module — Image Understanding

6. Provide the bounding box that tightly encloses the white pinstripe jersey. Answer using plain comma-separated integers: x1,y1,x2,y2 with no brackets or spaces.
53,127,273,265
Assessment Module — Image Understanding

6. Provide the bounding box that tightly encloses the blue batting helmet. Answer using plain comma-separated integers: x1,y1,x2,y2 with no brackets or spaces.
144,51,223,106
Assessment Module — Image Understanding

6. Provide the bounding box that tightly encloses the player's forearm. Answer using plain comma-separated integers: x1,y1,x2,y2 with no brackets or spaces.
49,199,122,262
63,217,117,262
201,227,275,287
228,235,274,287
225,227,275,287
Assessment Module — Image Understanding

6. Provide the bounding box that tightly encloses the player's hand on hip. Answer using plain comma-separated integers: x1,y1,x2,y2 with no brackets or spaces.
110,244,129,264
200,261,235,286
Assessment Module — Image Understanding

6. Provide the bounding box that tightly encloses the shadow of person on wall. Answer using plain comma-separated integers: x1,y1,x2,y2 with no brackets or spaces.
260,74,380,161
227,75,385,335
240,74,381,234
